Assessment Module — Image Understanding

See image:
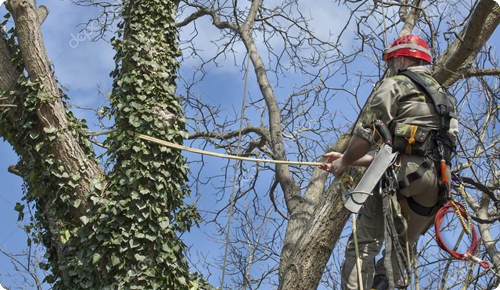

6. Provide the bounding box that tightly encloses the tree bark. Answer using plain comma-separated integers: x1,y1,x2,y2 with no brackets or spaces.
276,1,500,289
1,0,102,286
476,196,500,276
7,0,102,207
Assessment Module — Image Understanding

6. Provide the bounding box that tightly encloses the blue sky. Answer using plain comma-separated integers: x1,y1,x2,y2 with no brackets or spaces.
0,1,359,287
0,0,116,288
1,0,500,289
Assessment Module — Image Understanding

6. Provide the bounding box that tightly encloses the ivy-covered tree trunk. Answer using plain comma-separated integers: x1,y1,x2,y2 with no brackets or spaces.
0,0,207,289
88,0,203,288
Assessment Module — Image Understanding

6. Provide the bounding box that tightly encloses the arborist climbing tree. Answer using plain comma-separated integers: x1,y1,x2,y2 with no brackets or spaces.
321,35,459,290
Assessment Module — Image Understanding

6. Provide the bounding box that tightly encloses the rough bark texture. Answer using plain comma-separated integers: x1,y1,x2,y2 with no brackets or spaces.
1,0,102,286
0,37,18,87
7,0,102,207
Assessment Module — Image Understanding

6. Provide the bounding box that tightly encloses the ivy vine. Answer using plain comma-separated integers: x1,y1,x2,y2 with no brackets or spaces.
0,0,211,288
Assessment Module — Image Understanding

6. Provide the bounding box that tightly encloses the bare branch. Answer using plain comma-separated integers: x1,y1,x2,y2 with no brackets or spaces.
177,4,238,31
188,126,270,142
399,0,424,36
463,68,500,78
433,1,500,85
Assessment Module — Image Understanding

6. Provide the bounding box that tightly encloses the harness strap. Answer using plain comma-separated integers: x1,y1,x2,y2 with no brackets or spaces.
399,157,450,217
382,173,410,289
398,158,432,189
407,196,439,217
397,69,454,128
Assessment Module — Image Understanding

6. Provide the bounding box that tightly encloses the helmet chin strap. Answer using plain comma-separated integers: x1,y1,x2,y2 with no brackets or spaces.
387,60,398,77
387,58,408,77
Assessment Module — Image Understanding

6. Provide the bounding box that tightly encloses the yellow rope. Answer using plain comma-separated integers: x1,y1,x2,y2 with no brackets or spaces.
135,133,323,166
450,198,471,235
459,185,473,231
405,125,418,155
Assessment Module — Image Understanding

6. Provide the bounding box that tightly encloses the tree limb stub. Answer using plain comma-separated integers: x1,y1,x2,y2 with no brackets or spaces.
7,165,22,177
36,5,48,25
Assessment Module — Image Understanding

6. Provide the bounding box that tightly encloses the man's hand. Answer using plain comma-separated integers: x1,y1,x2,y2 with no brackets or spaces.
329,158,350,177
320,152,349,176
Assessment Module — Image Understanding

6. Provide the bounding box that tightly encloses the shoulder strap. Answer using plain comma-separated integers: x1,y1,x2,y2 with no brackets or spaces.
397,69,450,115
397,69,455,132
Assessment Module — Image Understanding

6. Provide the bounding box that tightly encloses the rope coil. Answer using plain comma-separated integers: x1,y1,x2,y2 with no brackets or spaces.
434,201,490,269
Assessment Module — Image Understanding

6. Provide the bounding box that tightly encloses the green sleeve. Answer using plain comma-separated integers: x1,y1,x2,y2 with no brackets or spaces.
353,78,400,144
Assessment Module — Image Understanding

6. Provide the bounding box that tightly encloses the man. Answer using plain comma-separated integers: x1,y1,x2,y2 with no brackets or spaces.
320,35,458,289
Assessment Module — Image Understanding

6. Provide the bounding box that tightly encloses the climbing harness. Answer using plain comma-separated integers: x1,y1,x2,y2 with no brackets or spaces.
344,120,411,289
396,69,457,161
380,168,411,289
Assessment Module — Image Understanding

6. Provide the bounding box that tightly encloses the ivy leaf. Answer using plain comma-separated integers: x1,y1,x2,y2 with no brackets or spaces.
44,275,55,283
134,253,146,262
129,115,141,128
79,216,89,225
178,277,187,286
94,180,104,191
159,219,169,229
72,199,82,208
43,126,57,134
14,202,24,221
189,281,200,290
111,254,120,266
60,229,71,244
92,253,102,264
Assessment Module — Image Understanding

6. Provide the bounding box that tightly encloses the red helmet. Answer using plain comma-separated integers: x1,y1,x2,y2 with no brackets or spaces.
382,35,431,64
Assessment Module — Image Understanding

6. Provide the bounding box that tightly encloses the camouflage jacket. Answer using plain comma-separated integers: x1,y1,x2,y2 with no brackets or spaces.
354,66,458,152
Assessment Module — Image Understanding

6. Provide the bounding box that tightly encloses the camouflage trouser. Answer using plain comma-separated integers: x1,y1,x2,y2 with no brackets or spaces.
341,155,443,290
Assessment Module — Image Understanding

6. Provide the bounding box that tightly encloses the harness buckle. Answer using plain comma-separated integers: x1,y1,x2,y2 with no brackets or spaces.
437,139,444,157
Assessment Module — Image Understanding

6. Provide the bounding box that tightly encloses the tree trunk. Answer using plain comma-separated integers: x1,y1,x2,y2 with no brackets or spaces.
0,0,207,288
276,1,500,289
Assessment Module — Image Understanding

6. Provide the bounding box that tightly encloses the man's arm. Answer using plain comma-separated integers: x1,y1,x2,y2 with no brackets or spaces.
351,150,375,167
321,149,374,169
320,135,373,176
341,135,372,166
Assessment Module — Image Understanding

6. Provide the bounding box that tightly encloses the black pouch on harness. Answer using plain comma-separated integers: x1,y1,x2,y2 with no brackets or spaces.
392,122,434,157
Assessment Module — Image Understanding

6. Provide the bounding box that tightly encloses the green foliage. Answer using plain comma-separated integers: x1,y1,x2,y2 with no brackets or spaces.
0,14,99,287
0,3,211,289
75,0,209,288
